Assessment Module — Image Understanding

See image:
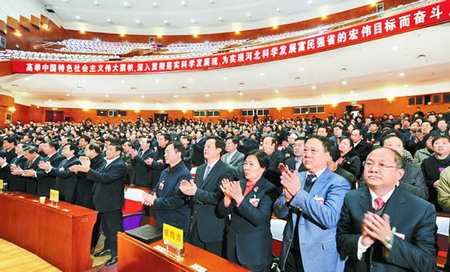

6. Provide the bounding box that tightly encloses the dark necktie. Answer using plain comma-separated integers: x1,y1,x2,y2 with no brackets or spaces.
304,174,317,193
203,165,212,180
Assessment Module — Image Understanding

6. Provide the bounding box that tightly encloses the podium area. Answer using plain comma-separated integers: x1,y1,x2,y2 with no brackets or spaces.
118,232,250,271
0,192,97,272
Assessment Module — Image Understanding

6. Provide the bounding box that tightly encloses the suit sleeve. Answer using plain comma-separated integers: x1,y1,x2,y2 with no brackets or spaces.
336,194,361,260
274,192,291,219
132,155,152,170
383,204,436,272
228,155,244,179
421,160,436,188
438,169,450,212
49,161,81,178
87,163,127,184
154,173,191,210
398,166,428,200
290,176,350,229
193,167,233,205
217,198,232,217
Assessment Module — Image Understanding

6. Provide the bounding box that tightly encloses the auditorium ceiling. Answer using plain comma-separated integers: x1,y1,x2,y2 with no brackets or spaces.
42,0,367,35
1,22,450,110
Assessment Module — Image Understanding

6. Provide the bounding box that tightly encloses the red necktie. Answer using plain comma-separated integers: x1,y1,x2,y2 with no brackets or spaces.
375,197,384,211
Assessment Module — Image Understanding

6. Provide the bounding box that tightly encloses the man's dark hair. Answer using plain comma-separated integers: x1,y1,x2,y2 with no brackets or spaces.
110,143,123,153
66,143,79,155
263,136,276,146
47,140,60,151
23,145,38,154
169,141,186,158
207,136,225,151
380,134,405,148
80,135,91,143
3,136,17,146
87,143,101,154
226,137,240,145
306,135,330,154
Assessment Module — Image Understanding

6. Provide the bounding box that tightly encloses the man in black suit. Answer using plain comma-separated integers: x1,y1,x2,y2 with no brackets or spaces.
284,137,306,172
350,129,372,163
180,136,233,257
262,136,285,188
16,146,44,195
146,134,170,189
70,143,127,266
129,136,154,188
191,130,206,167
2,143,27,192
142,141,192,235
40,143,80,203
0,136,17,184
34,141,64,197
337,147,436,271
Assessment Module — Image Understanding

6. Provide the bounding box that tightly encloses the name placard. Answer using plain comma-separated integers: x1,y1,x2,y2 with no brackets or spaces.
49,189,59,202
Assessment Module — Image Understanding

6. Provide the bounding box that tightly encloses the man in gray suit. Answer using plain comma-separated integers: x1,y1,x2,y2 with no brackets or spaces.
222,137,245,180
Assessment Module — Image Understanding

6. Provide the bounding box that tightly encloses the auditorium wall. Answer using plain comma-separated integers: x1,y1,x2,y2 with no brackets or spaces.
8,92,450,128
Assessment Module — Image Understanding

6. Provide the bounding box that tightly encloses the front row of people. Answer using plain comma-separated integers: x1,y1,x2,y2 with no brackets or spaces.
143,135,437,272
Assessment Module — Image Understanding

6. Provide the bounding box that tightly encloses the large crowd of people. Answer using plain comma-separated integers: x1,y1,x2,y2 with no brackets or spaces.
1,105,450,271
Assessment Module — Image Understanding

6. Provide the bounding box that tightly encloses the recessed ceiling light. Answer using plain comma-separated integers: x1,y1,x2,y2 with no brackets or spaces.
188,78,193,81
105,94,109,97
399,72,405,77
191,18,196,24
48,99,52,102
403,84,409,88
350,90,354,94
209,0,215,3
299,67,305,71
251,100,255,103
94,0,100,6
246,12,252,18
106,18,112,23
155,79,160,83
223,76,228,80
153,2,158,7
123,1,130,7
308,0,313,4
274,89,279,93
75,15,81,20
141,95,145,98
342,80,347,85
392,45,399,51
259,72,265,76
174,95,178,98
135,19,141,24
66,93,71,96
205,94,210,97
276,7,281,12
81,79,86,83
163,20,169,24
180,1,186,6
295,77,301,81
238,91,243,96
311,85,317,90
218,16,224,21
25,77,30,81
121,80,125,84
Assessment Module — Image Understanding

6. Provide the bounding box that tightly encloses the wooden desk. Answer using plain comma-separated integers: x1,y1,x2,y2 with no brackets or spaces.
118,232,250,271
0,192,97,272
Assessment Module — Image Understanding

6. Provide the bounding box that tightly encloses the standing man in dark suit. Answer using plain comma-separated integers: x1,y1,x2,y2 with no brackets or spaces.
262,136,285,188
191,130,206,167
180,136,233,257
16,146,44,195
39,143,80,204
222,137,245,180
142,141,192,235
0,136,17,184
284,137,307,173
337,147,436,271
129,137,154,188
70,143,127,267
35,141,64,197
2,143,27,192
350,129,372,163
146,134,170,189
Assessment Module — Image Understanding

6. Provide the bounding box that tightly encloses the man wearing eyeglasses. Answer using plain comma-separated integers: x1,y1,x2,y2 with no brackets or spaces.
337,147,436,271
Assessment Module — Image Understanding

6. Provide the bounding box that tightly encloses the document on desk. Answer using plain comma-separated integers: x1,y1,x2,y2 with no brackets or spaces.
125,188,145,202
190,263,208,272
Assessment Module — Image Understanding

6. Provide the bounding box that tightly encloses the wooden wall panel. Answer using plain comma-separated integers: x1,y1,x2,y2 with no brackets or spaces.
0,61,12,76
30,15,40,28
6,17,19,30
0,20,6,34
19,16,31,30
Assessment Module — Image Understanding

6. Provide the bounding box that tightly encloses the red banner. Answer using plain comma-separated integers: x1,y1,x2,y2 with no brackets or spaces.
11,0,450,74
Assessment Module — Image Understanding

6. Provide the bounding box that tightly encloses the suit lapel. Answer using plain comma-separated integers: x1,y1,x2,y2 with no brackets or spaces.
200,161,221,189
309,168,331,196
359,187,372,212
297,171,307,190
381,188,406,226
